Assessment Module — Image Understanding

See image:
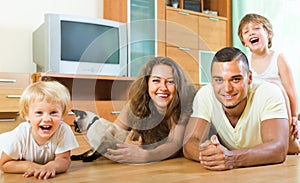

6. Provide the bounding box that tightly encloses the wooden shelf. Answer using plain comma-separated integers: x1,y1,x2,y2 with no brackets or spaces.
32,72,135,82
32,72,135,121
33,73,135,101
167,0,232,46
103,0,231,85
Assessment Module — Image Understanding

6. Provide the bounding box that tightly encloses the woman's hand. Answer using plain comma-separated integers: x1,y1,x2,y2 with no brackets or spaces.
106,130,146,163
106,143,147,164
124,130,142,146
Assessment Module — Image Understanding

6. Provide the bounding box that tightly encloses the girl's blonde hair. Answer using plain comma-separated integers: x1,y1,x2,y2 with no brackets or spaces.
238,13,273,48
19,81,71,118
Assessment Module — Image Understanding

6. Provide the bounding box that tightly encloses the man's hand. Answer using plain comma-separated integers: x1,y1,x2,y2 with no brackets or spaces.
199,135,235,171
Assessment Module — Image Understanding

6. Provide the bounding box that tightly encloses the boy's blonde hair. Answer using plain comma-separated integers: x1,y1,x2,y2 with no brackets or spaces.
238,13,273,48
19,81,71,118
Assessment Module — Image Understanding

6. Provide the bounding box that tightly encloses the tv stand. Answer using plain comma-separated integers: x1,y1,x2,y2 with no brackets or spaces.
32,73,135,122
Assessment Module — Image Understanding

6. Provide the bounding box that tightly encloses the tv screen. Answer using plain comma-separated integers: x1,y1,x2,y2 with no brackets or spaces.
61,21,119,64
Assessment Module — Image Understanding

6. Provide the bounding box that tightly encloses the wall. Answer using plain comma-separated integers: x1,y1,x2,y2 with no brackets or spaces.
0,0,103,73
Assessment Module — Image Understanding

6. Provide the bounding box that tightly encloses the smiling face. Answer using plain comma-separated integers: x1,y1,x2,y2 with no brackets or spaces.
148,64,176,113
211,60,252,111
25,99,63,145
241,22,271,52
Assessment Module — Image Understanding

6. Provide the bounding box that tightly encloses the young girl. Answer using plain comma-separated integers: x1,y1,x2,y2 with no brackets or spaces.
0,81,79,179
238,13,299,154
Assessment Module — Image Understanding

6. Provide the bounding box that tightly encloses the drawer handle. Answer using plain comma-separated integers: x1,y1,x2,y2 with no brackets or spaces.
0,118,15,122
0,79,17,83
209,17,219,21
7,95,21,98
179,47,190,51
178,11,189,15
111,111,121,115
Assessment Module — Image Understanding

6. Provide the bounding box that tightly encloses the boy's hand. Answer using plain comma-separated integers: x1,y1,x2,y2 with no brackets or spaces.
23,165,56,179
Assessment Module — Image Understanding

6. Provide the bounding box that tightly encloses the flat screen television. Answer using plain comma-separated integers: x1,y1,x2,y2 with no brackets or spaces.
33,13,128,76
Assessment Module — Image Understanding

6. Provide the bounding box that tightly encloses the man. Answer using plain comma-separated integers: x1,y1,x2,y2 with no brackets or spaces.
183,47,289,170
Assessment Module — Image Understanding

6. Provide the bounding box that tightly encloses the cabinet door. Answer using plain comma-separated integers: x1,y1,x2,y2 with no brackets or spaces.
198,15,226,51
129,0,156,77
104,0,159,77
166,8,198,49
166,46,199,84
0,88,23,112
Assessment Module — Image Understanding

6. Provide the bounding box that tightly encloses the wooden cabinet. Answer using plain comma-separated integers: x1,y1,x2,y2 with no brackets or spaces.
168,0,232,46
104,0,166,76
0,72,31,133
165,0,231,84
166,6,227,51
104,0,231,84
166,46,199,83
198,14,227,51
166,8,198,49
165,8,200,83
32,73,134,123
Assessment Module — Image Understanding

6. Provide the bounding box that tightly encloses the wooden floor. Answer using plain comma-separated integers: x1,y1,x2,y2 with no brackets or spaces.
1,135,300,182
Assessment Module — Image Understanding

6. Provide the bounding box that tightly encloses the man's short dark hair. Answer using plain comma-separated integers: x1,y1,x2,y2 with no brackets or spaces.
211,47,249,74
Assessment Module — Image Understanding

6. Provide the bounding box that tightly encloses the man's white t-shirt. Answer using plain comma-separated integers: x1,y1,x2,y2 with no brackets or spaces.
191,81,288,150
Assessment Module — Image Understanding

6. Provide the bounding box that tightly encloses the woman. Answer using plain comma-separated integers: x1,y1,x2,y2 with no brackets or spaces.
72,56,196,163
105,56,196,163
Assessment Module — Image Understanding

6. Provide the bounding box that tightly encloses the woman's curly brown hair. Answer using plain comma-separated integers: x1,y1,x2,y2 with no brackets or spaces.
127,57,196,146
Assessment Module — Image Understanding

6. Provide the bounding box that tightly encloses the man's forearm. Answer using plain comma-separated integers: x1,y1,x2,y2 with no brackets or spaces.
183,138,201,162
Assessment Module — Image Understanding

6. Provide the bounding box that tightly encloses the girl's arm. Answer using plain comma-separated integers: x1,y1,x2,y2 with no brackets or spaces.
278,54,298,118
